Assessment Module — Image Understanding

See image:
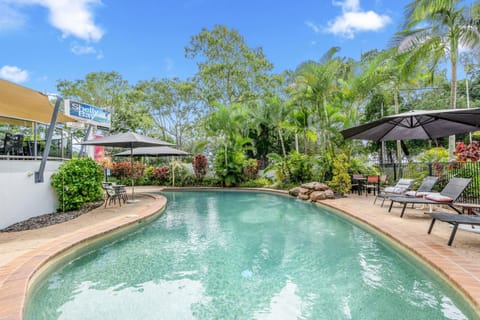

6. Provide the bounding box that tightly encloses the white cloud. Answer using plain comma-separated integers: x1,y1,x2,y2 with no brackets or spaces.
305,21,321,33
333,0,360,12
71,43,104,59
0,2,27,30
71,44,96,55
325,0,391,39
0,65,29,83
0,0,104,42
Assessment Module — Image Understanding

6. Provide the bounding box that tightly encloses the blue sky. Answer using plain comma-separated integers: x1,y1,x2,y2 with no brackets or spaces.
0,0,407,94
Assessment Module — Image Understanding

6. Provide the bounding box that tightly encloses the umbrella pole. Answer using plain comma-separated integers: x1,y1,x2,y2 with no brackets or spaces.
131,146,135,201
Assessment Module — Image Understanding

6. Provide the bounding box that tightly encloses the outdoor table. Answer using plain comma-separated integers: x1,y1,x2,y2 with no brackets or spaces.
453,203,480,215
352,177,366,195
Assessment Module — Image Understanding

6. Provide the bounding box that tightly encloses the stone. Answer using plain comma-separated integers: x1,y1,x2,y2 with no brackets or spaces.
310,191,327,201
301,182,320,190
299,187,312,195
298,194,310,200
289,187,302,197
313,183,330,191
324,189,335,199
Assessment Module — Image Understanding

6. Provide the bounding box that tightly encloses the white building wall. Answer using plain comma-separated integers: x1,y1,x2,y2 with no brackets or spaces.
0,160,61,229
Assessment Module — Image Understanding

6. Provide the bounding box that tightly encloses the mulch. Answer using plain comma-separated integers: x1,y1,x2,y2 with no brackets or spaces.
0,201,104,232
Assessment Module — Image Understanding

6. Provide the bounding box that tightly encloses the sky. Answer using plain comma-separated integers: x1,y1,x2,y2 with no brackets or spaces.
0,0,408,94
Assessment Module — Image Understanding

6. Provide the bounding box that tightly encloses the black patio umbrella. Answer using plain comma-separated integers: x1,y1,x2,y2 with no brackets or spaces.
114,146,189,157
79,132,173,201
341,108,480,141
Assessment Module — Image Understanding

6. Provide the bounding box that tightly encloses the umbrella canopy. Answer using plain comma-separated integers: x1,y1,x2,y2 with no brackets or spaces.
79,132,173,201
341,108,480,141
114,146,189,157
78,132,173,148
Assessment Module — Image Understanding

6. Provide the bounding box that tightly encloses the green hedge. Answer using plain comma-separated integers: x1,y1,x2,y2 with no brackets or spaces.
51,158,104,211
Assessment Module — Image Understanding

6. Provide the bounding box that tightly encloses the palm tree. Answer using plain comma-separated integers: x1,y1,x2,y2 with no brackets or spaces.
393,0,480,157
358,48,429,162
291,47,356,153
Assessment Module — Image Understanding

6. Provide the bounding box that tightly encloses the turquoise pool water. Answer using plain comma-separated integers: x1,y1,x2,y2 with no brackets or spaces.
25,191,476,319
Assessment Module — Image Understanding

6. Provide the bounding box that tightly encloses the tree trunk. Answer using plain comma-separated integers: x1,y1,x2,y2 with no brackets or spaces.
278,128,286,158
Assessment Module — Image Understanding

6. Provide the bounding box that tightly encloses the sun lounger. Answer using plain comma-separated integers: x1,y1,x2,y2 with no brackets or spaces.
373,178,414,206
387,177,471,218
377,176,439,207
427,212,480,246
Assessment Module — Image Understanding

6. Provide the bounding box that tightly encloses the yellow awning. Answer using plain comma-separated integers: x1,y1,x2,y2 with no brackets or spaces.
0,79,77,123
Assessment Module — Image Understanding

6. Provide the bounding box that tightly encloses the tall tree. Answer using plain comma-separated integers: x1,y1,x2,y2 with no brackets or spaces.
135,78,201,147
393,0,480,157
185,25,274,107
57,71,154,133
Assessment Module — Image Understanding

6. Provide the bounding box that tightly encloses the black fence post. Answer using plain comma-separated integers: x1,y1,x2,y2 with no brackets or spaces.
393,163,397,181
428,162,433,176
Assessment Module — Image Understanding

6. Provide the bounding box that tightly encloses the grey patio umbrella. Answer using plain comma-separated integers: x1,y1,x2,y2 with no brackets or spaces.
79,132,173,201
114,146,189,157
341,108,480,141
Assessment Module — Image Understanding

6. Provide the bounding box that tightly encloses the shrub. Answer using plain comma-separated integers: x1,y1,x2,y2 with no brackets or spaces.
238,177,271,188
455,141,480,162
329,153,351,195
170,161,191,186
51,158,104,211
111,161,145,179
287,151,314,183
418,147,449,163
192,154,208,180
214,147,245,187
243,158,260,180
153,166,170,184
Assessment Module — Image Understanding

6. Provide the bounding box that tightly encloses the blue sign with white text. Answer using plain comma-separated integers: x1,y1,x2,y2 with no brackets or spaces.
68,101,111,128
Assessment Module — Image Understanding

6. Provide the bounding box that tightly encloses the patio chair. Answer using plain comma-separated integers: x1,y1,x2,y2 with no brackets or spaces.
375,176,439,207
113,184,128,203
5,134,24,156
387,177,471,218
373,178,414,205
102,183,122,208
350,174,365,195
364,175,382,196
427,212,480,246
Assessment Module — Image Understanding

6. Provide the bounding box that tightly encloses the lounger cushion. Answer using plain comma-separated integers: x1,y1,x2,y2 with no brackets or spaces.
405,191,419,197
384,186,406,193
405,191,434,197
425,194,453,202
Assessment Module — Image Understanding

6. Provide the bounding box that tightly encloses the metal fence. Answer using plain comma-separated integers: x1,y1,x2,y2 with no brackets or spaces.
377,161,480,205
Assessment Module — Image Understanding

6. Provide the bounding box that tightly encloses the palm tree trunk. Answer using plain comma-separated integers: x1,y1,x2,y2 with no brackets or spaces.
278,128,286,158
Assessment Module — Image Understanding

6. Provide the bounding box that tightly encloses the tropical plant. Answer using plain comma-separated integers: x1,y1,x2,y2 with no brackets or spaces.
243,158,260,180
455,141,480,161
393,0,480,156
50,158,104,211
329,153,351,195
153,166,170,184
418,147,450,163
192,154,208,180
111,161,145,179
287,151,315,183
213,137,250,187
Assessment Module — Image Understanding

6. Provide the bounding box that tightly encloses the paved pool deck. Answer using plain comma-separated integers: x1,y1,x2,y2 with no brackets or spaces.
0,187,479,319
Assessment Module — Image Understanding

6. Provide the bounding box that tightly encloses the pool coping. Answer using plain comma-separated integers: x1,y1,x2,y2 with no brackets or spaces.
0,193,167,320
0,187,479,318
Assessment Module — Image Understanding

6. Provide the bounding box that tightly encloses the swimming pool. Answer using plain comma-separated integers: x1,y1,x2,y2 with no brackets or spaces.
25,191,476,319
